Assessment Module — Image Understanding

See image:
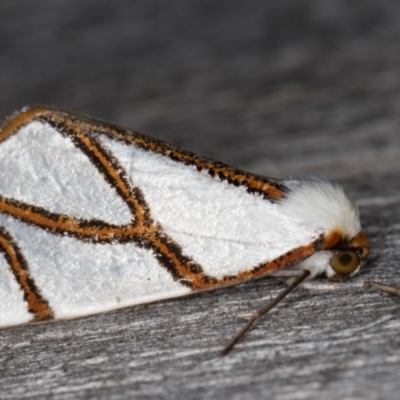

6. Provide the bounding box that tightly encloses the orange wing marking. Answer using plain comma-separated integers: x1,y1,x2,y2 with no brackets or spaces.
0,226,53,320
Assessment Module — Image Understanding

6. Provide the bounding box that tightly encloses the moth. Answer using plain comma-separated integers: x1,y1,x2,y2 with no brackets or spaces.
0,105,395,354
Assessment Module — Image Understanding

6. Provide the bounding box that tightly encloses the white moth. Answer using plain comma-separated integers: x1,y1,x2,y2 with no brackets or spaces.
0,106,369,338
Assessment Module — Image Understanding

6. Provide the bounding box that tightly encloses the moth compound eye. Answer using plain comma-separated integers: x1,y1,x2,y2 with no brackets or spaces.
330,251,360,276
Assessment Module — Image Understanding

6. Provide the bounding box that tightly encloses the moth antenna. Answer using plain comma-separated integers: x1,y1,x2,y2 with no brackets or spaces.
221,269,310,356
364,281,400,297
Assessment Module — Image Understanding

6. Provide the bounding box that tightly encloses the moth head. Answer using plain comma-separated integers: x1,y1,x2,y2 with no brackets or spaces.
296,231,369,281
327,231,369,281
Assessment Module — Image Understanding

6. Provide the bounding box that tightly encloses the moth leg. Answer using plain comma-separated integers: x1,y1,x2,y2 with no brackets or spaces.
235,270,310,320
303,279,400,297
272,271,368,291
364,281,400,297
272,270,366,290
221,269,310,356
301,280,365,291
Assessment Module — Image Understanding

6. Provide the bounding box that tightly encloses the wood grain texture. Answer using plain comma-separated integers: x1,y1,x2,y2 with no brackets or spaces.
1,1,400,399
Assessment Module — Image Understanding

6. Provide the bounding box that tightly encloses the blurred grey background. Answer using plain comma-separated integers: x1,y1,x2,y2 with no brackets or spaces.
2,1,400,176
2,1,400,399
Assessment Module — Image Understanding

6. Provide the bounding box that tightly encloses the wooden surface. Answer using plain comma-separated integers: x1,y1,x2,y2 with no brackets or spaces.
1,1,400,399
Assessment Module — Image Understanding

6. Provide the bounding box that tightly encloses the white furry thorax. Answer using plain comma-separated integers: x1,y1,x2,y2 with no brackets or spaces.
279,179,361,241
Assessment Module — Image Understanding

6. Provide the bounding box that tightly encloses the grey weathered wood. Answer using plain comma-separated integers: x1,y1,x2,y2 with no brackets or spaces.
1,1,400,399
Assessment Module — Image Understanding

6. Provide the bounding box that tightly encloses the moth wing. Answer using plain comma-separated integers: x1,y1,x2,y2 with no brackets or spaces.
0,107,319,327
